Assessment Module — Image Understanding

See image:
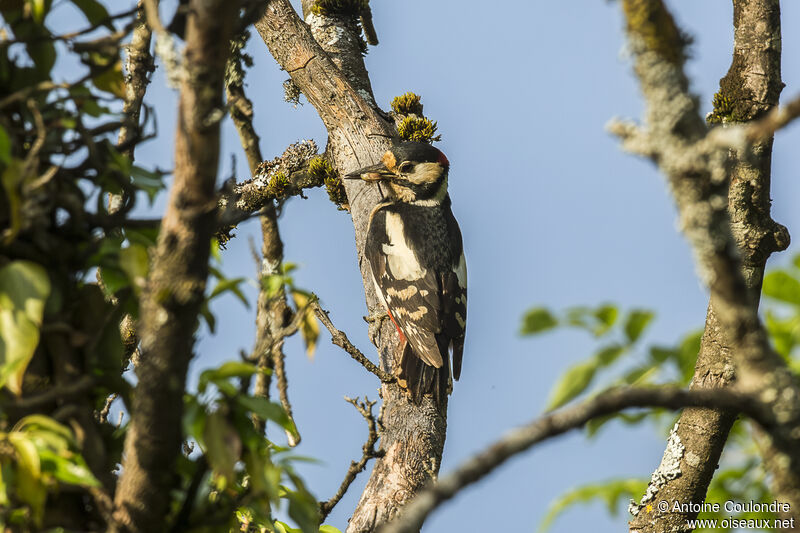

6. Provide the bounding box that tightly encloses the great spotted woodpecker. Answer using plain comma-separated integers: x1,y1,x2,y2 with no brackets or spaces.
346,142,467,405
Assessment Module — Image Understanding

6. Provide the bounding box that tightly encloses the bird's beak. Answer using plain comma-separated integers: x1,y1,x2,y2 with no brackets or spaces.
344,162,395,182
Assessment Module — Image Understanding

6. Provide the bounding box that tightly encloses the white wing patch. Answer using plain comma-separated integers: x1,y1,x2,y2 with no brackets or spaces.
454,252,467,289
383,212,427,281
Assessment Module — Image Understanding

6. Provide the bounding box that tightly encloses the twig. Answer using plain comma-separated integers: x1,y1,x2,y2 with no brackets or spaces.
97,393,118,424
1,6,139,44
376,386,774,533
271,341,300,446
0,73,93,110
312,301,395,383
743,91,800,143
9,376,95,410
319,396,383,520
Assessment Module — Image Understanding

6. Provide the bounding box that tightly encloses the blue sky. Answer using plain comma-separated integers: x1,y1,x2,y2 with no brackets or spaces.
77,0,800,531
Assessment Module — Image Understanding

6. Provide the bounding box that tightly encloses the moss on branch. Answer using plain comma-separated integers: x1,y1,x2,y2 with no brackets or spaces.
310,0,368,17
622,0,688,66
390,92,424,116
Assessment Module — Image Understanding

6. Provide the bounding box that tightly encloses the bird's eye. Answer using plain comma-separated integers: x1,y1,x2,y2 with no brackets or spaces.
398,161,413,173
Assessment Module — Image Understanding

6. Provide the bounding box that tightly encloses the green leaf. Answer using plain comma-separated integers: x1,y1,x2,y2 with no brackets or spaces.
763,271,800,306
14,415,74,443
70,0,111,27
292,292,318,358
624,310,654,343
182,395,207,445
209,276,249,308
320,526,343,533
199,302,216,334
118,244,149,294
595,344,625,366
8,431,47,524
585,411,649,437
38,449,100,487
285,472,320,533
793,254,800,272
130,165,165,202
547,360,597,410
593,304,618,336
0,261,51,395
539,479,647,532
198,361,259,394
26,0,50,23
27,40,55,76
0,125,10,165
237,396,297,437
677,331,702,382
92,61,126,98
203,411,241,485
520,308,558,335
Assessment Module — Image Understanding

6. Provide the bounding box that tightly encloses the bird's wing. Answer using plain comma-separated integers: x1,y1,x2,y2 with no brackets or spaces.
441,251,467,380
366,211,445,369
442,208,467,380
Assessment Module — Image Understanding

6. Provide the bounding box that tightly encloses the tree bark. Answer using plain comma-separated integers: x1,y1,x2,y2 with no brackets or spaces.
629,1,788,531
254,4,449,531
111,1,237,531
612,1,800,530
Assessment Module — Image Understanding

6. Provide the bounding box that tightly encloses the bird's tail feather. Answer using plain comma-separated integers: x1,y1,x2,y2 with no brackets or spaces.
395,337,451,408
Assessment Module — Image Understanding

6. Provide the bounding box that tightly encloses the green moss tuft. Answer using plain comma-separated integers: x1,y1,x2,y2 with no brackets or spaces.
622,0,687,66
269,172,290,197
308,157,348,208
707,90,740,125
397,116,440,143
390,92,424,116
311,0,367,17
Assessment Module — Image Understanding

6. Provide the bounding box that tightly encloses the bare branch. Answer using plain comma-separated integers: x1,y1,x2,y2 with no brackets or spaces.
628,0,787,529
614,1,800,525
319,396,383,520
378,387,774,533
8,376,95,410
312,301,395,383
111,0,238,530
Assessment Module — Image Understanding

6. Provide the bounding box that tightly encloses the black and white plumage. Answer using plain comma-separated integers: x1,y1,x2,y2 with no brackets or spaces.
347,142,467,405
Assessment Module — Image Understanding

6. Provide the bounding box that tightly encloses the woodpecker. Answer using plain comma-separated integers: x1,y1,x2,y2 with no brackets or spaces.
346,142,467,405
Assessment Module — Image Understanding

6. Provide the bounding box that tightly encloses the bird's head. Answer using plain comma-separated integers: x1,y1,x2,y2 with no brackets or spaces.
345,142,450,205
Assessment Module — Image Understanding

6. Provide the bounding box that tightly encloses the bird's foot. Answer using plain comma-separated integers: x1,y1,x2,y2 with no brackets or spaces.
364,310,389,346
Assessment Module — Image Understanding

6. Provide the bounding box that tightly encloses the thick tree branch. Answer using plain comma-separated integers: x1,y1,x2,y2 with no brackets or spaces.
255,4,449,531
612,2,800,528
111,1,238,531
216,140,322,230
319,396,383,520
377,387,775,533
628,1,789,530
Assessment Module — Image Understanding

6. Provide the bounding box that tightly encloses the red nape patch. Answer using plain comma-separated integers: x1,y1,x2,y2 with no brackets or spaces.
386,308,406,342
436,150,450,168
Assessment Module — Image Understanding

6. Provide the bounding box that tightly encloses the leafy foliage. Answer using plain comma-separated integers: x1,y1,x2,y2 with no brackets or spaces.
533,256,800,531
521,303,677,410
0,3,331,530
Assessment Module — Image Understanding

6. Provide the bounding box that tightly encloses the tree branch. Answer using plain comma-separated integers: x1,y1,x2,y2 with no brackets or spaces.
377,387,775,533
319,396,383,520
613,1,800,525
254,4,449,530
111,1,238,530
312,301,395,383
628,0,789,529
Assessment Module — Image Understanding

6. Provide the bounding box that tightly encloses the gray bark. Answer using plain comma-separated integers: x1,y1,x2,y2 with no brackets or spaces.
254,3,448,530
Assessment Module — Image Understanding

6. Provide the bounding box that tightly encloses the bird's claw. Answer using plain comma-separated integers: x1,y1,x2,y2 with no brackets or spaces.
364,311,389,346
